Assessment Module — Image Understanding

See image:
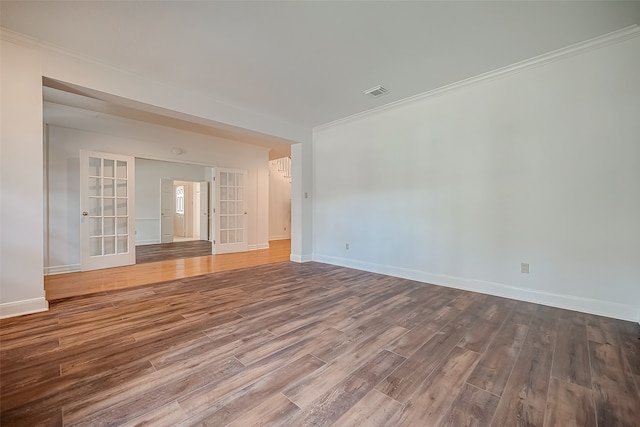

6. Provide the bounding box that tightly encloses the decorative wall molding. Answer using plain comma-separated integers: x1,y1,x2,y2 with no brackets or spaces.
0,297,49,319
44,264,81,275
315,24,640,132
313,254,639,323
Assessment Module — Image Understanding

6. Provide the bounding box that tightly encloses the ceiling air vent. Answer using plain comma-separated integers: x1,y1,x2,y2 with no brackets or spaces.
364,85,389,97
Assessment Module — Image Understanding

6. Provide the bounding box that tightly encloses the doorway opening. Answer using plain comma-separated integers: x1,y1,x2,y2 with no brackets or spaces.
172,180,206,242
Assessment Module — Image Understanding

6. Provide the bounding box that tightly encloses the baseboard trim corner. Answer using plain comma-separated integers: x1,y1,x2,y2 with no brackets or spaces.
290,253,313,263
0,297,49,319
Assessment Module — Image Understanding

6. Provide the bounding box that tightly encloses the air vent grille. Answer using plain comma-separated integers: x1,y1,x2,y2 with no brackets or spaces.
364,85,389,97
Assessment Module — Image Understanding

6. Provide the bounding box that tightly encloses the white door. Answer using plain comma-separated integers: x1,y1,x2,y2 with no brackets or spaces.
199,181,209,241
213,169,248,254
160,178,174,243
80,150,135,271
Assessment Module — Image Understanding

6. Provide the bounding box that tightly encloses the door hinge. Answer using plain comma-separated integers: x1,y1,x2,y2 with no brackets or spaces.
213,240,216,244
213,208,216,213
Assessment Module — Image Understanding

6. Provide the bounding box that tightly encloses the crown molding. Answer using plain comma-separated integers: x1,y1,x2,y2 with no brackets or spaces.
315,24,640,132
1,27,40,47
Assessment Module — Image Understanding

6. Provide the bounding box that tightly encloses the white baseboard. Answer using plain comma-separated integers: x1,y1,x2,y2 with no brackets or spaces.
135,239,161,246
0,297,49,319
44,264,81,275
248,243,270,251
290,253,313,263
313,254,639,322
269,235,291,241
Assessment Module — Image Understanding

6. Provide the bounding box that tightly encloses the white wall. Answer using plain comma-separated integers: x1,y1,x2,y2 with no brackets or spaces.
269,161,291,240
45,116,270,273
0,37,48,317
290,142,314,262
137,160,207,245
312,34,640,321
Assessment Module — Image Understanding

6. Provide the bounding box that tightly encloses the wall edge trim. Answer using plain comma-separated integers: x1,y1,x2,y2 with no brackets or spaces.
313,254,638,322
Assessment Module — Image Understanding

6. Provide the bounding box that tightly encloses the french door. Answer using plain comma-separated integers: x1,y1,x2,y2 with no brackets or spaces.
80,150,135,270
213,168,248,254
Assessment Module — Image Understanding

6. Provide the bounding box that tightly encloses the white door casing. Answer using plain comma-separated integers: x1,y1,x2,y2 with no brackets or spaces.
80,150,135,271
213,169,248,254
160,178,174,243
199,181,209,241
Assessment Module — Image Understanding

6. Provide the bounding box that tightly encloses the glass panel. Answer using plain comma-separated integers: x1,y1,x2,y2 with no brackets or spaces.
116,180,127,197
104,217,115,236
104,179,115,197
116,160,127,178
228,188,236,201
228,216,236,229
229,173,237,186
89,178,102,196
237,202,243,215
220,216,228,230
90,218,102,236
90,237,102,256
220,202,227,215
116,218,127,235
89,198,102,216
228,230,236,244
117,236,128,253
104,237,115,255
220,172,228,186
236,229,243,243
229,202,236,214
236,215,243,228
236,173,243,187
237,188,243,201
220,187,228,201
104,159,115,177
220,230,228,244
103,198,115,216
89,157,101,177
117,199,127,216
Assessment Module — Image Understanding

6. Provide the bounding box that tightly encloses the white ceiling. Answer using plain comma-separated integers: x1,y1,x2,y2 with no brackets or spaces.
2,1,639,139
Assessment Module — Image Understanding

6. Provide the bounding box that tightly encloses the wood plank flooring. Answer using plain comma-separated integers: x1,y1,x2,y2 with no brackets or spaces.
135,240,213,264
45,239,291,300
3,262,639,426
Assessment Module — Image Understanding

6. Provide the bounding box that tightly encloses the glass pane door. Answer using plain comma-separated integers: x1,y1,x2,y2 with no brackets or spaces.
81,151,135,270
214,169,248,254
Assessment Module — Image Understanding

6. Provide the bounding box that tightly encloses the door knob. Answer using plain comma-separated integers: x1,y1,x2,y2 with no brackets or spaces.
82,211,89,216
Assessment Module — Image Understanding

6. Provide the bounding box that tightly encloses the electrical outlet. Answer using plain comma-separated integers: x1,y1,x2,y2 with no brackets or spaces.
345,243,349,250
521,263,529,274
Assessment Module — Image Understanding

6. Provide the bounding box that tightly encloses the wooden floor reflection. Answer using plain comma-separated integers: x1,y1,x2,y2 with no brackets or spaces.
45,239,291,300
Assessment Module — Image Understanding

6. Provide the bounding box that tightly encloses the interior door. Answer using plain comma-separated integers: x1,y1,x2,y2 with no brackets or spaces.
199,181,209,241
213,169,248,254
160,178,174,243
80,150,135,271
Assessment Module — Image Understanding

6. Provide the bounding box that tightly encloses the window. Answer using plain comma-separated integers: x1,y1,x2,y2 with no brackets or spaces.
176,185,184,215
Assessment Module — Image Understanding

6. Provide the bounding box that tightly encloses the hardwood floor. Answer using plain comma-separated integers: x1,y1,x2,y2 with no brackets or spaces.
3,262,639,426
136,240,213,264
45,239,291,300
